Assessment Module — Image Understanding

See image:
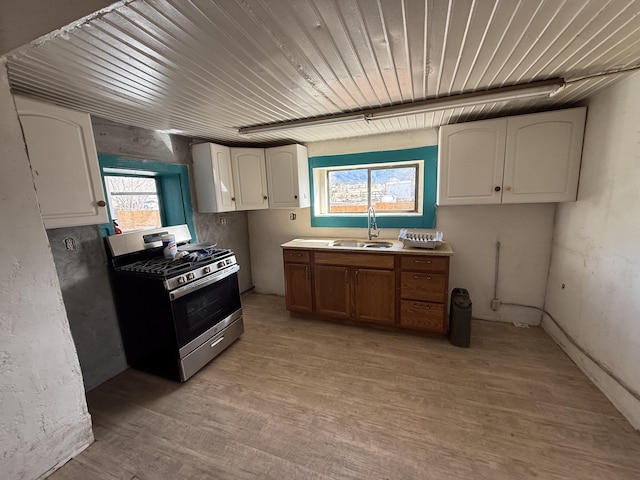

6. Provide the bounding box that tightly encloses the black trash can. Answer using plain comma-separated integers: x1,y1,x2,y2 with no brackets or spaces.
449,288,472,348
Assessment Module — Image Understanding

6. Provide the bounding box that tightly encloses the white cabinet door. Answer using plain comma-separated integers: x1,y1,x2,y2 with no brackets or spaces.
266,144,310,209
438,118,507,205
230,148,268,210
192,143,236,212
502,107,586,204
15,96,108,228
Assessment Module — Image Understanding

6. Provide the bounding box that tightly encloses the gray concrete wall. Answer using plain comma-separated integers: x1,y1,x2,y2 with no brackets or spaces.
48,117,253,391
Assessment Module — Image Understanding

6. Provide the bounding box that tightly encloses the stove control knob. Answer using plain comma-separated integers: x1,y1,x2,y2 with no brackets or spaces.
187,272,196,281
226,259,232,265
177,276,186,284
217,261,225,268
203,266,211,274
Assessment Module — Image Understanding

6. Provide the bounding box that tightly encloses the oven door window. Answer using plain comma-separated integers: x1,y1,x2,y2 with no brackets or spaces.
171,272,241,347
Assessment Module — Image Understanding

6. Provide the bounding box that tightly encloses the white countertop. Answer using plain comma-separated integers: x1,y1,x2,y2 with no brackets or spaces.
281,238,454,256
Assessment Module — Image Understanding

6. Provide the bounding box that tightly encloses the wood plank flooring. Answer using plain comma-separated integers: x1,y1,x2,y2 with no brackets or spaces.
49,293,640,480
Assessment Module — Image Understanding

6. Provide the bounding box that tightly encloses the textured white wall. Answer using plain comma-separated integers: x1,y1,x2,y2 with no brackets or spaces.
0,63,93,479
544,72,640,429
248,130,555,324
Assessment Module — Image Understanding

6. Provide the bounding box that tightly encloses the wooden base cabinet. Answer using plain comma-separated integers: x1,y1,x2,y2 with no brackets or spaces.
314,265,351,319
400,301,446,332
314,252,395,326
399,255,450,334
283,250,313,313
283,248,450,335
354,268,395,325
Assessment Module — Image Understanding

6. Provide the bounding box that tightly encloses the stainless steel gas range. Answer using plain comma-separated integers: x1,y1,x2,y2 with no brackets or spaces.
106,225,243,381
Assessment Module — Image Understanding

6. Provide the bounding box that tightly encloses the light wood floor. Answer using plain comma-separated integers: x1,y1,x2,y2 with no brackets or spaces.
50,293,640,480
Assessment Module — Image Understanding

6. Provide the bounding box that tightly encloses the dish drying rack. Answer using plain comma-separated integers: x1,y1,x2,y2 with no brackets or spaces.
398,229,443,249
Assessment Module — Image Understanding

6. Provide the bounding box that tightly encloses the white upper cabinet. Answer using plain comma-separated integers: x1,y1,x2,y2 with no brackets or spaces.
502,108,586,203
230,148,269,210
192,143,236,213
265,144,310,209
15,96,108,228
192,143,310,211
437,118,507,205
438,107,586,205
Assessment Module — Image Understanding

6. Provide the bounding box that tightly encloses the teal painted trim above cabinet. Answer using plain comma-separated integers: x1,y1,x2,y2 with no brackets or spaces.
97,154,196,240
308,146,438,229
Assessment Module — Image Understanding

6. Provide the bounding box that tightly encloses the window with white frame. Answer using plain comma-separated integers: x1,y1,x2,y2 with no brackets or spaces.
315,161,423,216
103,175,162,232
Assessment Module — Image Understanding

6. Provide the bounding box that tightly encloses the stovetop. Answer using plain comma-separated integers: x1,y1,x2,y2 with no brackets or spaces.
119,248,233,277
107,226,240,292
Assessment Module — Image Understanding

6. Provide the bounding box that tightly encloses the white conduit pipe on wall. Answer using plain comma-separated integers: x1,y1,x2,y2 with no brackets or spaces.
493,241,500,305
493,241,640,404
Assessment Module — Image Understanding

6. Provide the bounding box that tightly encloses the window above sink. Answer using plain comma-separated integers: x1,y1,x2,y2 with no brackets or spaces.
309,146,437,229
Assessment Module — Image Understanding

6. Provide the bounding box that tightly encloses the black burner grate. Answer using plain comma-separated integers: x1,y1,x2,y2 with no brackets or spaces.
120,249,233,276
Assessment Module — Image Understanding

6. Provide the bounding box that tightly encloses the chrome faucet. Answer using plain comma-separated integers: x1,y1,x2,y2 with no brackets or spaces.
367,205,381,240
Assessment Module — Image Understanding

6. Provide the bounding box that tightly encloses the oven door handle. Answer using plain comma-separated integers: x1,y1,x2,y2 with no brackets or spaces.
169,264,240,301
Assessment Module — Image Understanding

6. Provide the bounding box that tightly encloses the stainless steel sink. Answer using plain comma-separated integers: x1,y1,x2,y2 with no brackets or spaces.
364,242,393,248
329,240,393,249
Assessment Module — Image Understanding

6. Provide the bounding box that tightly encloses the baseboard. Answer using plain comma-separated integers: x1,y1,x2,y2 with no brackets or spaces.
542,318,640,431
3,412,94,480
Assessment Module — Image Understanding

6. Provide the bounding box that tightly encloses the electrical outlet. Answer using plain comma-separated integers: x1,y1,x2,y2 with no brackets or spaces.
289,213,296,220
64,237,76,251
491,298,500,311
219,216,227,225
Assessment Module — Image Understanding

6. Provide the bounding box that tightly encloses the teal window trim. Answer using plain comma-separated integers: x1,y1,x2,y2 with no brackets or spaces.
97,154,196,240
309,146,437,229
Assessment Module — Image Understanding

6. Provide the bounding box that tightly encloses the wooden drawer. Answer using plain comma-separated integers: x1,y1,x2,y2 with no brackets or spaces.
400,255,448,272
400,300,446,333
314,251,394,269
283,249,310,263
400,272,447,302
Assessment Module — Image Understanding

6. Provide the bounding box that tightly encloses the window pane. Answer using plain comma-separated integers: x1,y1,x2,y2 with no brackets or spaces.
371,166,417,212
328,169,368,213
104,175,161,232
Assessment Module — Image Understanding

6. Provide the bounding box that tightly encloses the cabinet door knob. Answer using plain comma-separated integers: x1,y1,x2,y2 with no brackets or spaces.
263,195,268,200
294,195,298,199
231,197,236,202
494,186,501,192
97,200,106,207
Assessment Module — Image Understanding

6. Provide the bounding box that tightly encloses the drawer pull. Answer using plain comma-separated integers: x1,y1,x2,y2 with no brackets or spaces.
413,275,432,280
412,303,431,310
305,266,309,280
413,259,433,264
290,253,302,257
211,337,225,348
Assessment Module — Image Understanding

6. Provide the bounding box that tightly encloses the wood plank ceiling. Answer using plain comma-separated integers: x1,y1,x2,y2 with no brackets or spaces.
6,0,640,145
